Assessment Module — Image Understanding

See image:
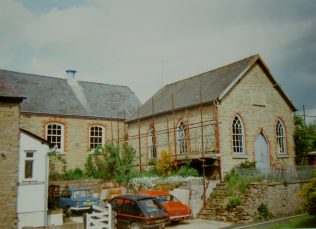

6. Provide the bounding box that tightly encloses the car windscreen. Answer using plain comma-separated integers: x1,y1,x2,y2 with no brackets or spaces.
138,198,163,214
72,190,91,198
156,194,179,204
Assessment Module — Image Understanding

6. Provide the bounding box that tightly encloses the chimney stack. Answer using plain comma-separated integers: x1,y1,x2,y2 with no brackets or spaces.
66,70,77,79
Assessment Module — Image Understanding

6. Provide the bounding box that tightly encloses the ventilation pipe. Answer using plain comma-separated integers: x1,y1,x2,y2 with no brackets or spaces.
66,70,77,79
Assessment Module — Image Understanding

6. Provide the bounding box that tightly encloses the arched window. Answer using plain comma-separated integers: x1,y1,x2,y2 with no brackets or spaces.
276,120,286,154
148,127,157,159
89,125,105,149
177,120,187,154
232,115,245,154
46,123,64,152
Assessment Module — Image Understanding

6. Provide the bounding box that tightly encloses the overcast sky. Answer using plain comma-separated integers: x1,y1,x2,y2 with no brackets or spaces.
1,0,315,123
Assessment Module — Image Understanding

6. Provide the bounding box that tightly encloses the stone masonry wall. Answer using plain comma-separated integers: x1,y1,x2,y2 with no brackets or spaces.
128,106,217,168
219,63,296,174
199,180,308,223
0,102,20,228
20,114,126,169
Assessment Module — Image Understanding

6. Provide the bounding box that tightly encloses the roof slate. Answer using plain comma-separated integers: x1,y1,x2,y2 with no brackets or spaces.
128,54,295,121
0,70,141,119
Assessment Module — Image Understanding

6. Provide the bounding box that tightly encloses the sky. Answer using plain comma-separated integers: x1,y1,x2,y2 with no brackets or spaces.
1,0,316,123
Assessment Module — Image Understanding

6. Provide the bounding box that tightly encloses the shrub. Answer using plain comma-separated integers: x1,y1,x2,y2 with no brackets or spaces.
61,168,85,180
300,171,316,216
84,142,136,184
257,203,274,220
177,160,199,177
226,196,241,208
155,151,174,177
48,151,67,180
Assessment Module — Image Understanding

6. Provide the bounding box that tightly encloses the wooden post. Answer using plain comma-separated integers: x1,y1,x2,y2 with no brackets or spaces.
110,116,113,142
138,107,142,171
186,108,191,157
200,81,206,207
172,93,178,170
167,116,170,152
117,121,120,144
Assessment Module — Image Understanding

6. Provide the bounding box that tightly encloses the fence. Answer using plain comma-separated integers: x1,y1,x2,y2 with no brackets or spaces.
84,204,113,229
234,165,316,181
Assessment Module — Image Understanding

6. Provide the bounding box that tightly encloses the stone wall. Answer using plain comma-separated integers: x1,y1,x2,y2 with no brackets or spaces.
177,178,218,218
219,63,296,174
0,102,20,228
199,180,308,223
49,179,118,194
128,105,217,168
20,114,126,169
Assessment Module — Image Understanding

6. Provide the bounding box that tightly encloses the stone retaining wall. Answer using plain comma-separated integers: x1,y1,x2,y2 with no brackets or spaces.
200,180,309,223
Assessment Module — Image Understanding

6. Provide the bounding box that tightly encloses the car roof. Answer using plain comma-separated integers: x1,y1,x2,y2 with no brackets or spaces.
64,187,90,191
138,190,170,196
112,195,154,201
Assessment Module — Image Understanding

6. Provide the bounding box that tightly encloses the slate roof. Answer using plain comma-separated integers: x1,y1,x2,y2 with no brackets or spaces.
128,54,296,122
0,70,141,119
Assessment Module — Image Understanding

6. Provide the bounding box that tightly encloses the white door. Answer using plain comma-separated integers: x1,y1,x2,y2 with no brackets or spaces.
255,133,269,174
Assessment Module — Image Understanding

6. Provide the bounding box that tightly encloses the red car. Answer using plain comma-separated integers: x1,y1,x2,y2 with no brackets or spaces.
138,190,192,222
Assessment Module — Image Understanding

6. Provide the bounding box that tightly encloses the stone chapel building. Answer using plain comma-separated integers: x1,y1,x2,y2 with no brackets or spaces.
127,55,297,178
0,54,296,178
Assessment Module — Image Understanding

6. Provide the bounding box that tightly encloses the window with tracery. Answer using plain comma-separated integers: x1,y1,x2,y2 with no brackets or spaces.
276,120,286,154
232,115,245,154
177,120,187,154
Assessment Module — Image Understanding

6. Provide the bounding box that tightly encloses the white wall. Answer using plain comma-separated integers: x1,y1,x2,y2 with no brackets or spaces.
17,132,49,229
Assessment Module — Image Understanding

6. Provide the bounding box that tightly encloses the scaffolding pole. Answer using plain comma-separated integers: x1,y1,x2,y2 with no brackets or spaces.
172,93,178,170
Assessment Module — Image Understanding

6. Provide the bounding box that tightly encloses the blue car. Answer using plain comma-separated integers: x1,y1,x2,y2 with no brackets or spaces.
58,187,99,212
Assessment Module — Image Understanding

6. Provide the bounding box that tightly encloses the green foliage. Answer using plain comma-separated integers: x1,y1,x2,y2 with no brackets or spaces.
226,196,241,208
61,168,85,180
224,161,264,195
294,114,316,164
48,151,67,180
300,172,316,216
257,203,274,220
177,160,199,177
84,142,136,184
155,151,174,177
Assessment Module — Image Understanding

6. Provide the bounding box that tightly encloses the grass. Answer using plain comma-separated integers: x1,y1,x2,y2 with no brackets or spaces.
263,214,316,229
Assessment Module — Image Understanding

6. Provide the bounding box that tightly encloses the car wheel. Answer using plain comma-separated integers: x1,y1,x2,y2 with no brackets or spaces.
129,222,142,229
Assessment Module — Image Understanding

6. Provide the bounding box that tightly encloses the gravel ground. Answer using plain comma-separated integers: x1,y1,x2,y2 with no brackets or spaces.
167,219,232,229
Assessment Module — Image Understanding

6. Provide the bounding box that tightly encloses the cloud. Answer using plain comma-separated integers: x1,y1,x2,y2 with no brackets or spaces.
0,0,315,111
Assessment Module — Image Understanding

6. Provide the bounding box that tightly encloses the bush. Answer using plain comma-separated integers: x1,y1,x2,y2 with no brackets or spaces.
177,160,199,177
155,151,174,177
257,203,274,220
84,142,136,184
48,151,67,180
61,168,85,180
300,172,316,216
226,196,241,208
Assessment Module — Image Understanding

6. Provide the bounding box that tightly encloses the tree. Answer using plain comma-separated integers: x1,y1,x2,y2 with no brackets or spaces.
84,142,136,184
294,114,316,164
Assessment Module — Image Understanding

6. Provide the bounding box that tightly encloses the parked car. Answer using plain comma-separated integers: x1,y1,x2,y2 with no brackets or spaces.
138,190,192,222
58,187,99,212
109,195,169,229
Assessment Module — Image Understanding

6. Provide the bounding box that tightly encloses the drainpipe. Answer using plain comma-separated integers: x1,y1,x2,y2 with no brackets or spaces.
214,99,223,181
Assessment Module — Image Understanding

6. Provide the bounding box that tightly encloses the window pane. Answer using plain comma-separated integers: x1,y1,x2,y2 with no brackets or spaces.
25,160,33,179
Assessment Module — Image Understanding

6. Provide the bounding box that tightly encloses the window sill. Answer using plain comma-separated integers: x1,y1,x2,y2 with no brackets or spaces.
277,153,289,158
232,154,248,159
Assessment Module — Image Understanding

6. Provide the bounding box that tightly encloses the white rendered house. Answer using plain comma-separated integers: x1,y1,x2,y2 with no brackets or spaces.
17,129,51,229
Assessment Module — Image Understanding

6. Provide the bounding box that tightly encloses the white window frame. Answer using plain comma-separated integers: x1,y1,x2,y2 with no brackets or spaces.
89,125,105,149
148,126,157,159
24,151,35,180
232,115,246,155
177,120,187,155
276,119,287,155
46,123,64,153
